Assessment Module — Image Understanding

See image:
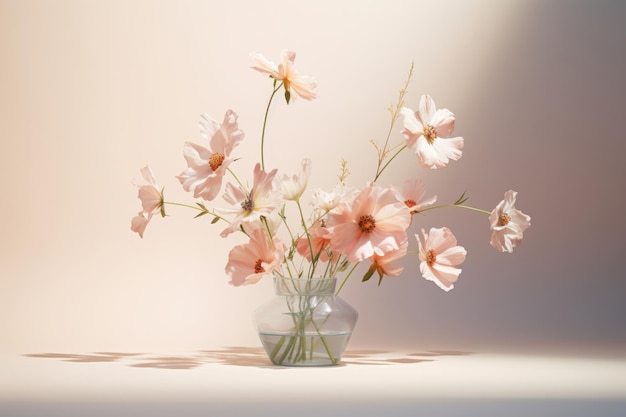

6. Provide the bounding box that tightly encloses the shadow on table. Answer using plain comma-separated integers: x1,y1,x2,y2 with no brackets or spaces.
23,347,472,370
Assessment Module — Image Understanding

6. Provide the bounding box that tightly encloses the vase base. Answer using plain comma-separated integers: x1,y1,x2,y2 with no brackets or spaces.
259,332,352,366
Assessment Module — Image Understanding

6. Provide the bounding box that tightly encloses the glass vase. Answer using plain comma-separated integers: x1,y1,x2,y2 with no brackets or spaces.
253,274,358,366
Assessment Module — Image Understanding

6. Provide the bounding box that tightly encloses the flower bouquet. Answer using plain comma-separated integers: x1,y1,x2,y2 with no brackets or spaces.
131,50,531,366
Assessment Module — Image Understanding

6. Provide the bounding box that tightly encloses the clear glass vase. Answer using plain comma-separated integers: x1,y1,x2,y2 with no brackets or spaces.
253,274,358,366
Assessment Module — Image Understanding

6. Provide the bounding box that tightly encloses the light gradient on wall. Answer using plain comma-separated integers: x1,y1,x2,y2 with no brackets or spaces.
1,0,625,356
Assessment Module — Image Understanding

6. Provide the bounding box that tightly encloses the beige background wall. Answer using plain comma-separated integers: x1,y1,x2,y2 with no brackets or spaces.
1,0,625,356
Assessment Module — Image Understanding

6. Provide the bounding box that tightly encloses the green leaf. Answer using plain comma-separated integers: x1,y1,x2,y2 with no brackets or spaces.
362,264,376,282
337,259,350,272
194,211,208,219
210,216,220,224
284,89,291,104
454,191,469,205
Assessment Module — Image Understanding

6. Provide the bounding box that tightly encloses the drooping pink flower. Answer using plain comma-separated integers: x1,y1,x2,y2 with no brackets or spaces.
219,163,282,238
130,215,150,239
489,190,531,253
326,183,410,262
416,227,466,292
177,110,244,201
369,240,408,278
278,158,311,201
131,165,164,238
296,220,339,264
395,178,437,214
225,228,286,286
250,50,317,102
401,95,464,169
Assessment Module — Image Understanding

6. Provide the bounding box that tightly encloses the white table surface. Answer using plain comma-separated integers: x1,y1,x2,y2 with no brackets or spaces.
2,347,626,417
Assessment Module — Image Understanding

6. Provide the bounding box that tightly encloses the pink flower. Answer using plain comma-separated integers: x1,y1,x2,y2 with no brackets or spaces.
177,110,244,201
489,190,531,253
250,50,317,102
278,158,311,201
326,183,410,262
401,95,464,169
219,163,281,237
369,240,408,279
225,228,285,286
131,165,164,238
417,227,466,292
296,220,339,264
395,178,437,214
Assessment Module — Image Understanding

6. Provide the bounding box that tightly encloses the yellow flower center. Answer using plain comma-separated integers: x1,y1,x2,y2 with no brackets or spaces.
498,213,511,226
254,259,265,274
209,152,225,171
423,124,437,144
426,249,437,267
404,199,417,209
358,214,376,233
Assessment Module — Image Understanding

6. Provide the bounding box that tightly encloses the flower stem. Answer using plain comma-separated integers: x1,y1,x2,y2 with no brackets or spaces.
310,315,337,364
260,81,284,171
374,144,407,182
227,167,246,189
373,62,414,181
163,201,203,211
336,262,359,295
420,203,492,215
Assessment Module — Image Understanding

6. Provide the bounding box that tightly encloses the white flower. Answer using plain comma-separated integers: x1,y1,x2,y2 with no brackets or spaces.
489,190,531,253
311,184,358,213
279,158,311,201
401,95,464,169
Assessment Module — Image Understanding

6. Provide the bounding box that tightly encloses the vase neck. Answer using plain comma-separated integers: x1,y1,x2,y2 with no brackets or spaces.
273,276,337,296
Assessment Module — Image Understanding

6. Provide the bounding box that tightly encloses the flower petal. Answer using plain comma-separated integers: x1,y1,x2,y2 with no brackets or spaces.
417,95,436,126
430,108,456,138
249,52,280,78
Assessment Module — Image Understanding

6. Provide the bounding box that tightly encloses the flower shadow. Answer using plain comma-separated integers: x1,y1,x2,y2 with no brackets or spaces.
23,348,473,369
23,352,144,363
340,349,472,366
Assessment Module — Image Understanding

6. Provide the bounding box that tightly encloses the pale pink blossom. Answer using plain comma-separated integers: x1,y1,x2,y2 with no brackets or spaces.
296,220,339,264
242,211,283,237
131,165,164,238
395,178,437,214
489,190,531,253
279,158,311,201
225,228,286,286
130,214,150,239
250,50,317,102
369,240,408,279
177,110,244,201
326,183,410,262
417,227,466,292
401,95,464,169
311,184,358,213
219,163,281,237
